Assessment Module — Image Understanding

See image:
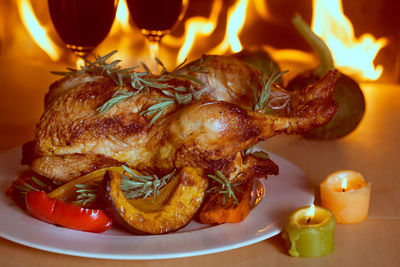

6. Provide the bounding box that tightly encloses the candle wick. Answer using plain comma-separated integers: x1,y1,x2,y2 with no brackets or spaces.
307,217,311,224
342,188,345,192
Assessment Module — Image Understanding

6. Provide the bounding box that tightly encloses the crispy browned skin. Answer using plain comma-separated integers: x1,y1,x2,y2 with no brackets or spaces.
31,55,337,181
188,55,262,106
31,154,120,180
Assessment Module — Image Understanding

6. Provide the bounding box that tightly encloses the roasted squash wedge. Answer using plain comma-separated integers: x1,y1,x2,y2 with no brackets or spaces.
198,177,254,224
102,167,208,234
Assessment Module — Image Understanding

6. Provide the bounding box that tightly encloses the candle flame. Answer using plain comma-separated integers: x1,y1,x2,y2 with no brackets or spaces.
305,204,315,221
341,177,348,191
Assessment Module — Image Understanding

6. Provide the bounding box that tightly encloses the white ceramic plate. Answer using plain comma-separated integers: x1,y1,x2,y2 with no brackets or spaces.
0,146,314,259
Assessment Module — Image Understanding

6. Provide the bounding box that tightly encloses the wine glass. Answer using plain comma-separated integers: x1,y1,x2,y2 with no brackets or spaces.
126,0,189,71
48,0,118,59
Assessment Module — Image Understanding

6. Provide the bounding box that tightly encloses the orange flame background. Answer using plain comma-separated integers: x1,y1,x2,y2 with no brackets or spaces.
16,0,389,81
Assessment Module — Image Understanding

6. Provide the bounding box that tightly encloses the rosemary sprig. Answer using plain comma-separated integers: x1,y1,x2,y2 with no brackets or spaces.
55,166,176,206
121,165,176,201
253,70,289,112
96,89,137,114
72,183,99,207
52,50,172,114
64,51,212,123
52,50,137,80
161,56,210,86
262,61,283,84
140,98,175,126
207,171,243,205
14,177,47,195
140,86,208,125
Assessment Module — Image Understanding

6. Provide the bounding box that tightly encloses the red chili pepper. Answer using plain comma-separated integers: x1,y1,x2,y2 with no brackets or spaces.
25,190,112,233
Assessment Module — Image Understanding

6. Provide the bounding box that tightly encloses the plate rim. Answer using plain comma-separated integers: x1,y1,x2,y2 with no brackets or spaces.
0,146,314,259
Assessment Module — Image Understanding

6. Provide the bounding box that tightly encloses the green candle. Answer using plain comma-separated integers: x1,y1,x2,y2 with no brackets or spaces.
282,205,336,257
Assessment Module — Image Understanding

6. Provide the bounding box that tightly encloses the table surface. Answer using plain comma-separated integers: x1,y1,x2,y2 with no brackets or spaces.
0,56,399,267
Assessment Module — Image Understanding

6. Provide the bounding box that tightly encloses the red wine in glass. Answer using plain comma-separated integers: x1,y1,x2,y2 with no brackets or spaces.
126,0,189,71
48,0,118,55
126,0,188,42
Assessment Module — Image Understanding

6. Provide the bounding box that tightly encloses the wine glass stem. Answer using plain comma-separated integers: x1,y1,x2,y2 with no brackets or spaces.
73,51,92,69
148,40,160,73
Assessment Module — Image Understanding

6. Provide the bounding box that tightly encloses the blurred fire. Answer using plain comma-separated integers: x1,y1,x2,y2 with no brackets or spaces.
113,0,130,33
16,0,388,81
163,0,222,65
163,0,247,65
17,0,61,60
175,0,222,64
311,0,387,81
253,0,269,20
209,0,249,55
101,0,138,65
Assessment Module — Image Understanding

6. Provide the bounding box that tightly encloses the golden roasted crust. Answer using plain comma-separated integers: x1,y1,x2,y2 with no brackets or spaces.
31,154,121,182
31,56,337,181
36,74,156,156
190,55,262,106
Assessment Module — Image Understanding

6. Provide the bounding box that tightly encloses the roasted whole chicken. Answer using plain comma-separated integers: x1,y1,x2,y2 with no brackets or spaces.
12,53,340,230
28,54,337,184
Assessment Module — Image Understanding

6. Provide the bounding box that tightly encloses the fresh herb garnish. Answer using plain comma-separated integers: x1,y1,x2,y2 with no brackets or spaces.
207,171,243,205
72,183,99,207
53,50,209,123
52,50,138,82
14,177,47,194
140,86,209,125
120,165,176,201
96,89,138,114
253,70,289,112
159,56,210,86
71,166,177,205
97,54,209,123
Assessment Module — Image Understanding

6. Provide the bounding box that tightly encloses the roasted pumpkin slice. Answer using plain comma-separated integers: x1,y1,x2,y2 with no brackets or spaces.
126,173,181,213
102,167,208,235
198,177,254,225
